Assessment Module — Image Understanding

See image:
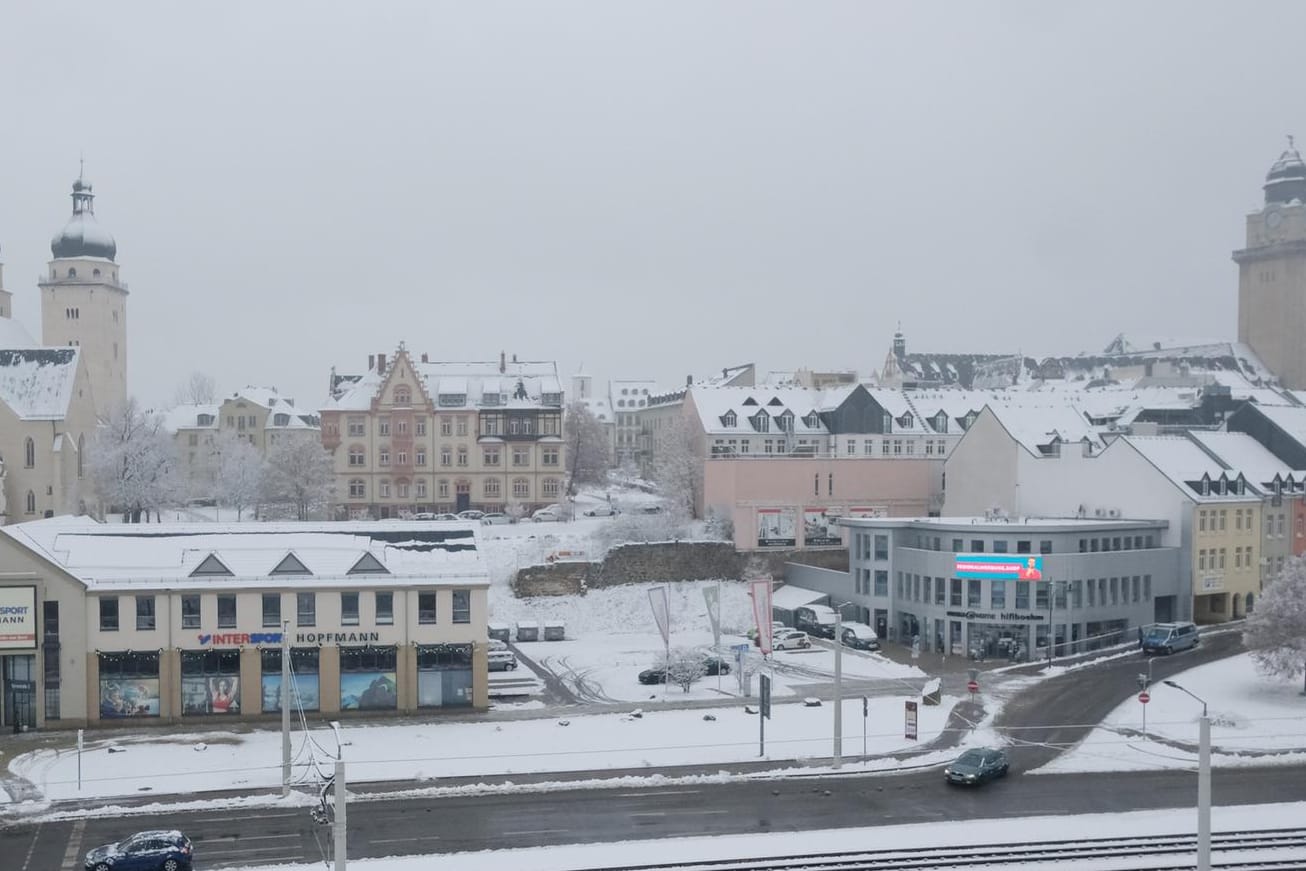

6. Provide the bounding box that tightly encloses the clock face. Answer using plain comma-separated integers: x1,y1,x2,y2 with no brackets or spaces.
1267,210,1284,230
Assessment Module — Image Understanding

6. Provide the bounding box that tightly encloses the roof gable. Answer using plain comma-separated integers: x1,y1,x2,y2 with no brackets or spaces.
270,553,312,575
348,552,390,575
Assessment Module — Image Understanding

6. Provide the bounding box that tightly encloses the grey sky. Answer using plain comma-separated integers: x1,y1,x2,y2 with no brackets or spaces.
0,2,1301,410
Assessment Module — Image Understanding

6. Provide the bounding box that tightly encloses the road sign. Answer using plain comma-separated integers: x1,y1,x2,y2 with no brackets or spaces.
760,674,772,720
967,679,979,694
863,696,869,717
1139,691,1151,704
904,700,918,740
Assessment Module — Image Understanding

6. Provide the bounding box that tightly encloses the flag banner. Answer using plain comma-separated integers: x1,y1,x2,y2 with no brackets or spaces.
648,586,670,647
703,585,721,648
750,577,774,654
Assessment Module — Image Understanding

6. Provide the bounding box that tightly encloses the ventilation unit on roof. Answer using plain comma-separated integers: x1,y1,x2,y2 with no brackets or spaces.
1094,508,1107,518
1108,509,1121,518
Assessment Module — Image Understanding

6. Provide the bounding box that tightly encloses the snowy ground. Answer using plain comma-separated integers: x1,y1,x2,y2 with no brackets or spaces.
221,801,1306,871
1036,652,1306,774
8,692,956,802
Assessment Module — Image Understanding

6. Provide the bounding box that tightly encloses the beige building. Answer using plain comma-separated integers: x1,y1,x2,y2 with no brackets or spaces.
0,516,490,731
322,348,566,518
166,387,322,498
1235,141,1306,389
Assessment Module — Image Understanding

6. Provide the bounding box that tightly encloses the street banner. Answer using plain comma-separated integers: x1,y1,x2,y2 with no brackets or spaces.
756,508,796,547
648,586,670,647
750,577,774,654
802,507,843,546
703,585,721,649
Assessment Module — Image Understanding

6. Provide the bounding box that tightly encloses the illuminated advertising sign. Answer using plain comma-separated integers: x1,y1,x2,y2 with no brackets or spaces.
0,586,37,650
954,554,1044,580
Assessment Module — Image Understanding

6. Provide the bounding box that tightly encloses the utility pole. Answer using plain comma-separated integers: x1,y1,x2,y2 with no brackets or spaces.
281,620,291,797
833,607,843,768
334,758,347,871
1163,680,1210,871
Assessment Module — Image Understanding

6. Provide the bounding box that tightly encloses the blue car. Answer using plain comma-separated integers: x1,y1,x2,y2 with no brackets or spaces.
84,830,193,871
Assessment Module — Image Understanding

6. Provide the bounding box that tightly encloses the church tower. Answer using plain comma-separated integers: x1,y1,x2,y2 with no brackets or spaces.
1234,139,1306,388
39,173,128,417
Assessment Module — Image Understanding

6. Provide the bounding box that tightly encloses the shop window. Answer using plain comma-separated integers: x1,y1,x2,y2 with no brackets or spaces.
416,644,473,708
181,649,241,715
98,651,160,719
260,648,320,713
339,646,398,710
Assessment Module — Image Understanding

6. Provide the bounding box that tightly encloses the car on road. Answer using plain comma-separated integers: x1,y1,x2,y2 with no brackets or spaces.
457,509,486,521
583,505,620,517
773,629,812,650
839,621,880,651
1140,621,1199,655
944,748,1009,785
85,830,193,871
481,513,513,525
532,508,562,522
487,650,518,671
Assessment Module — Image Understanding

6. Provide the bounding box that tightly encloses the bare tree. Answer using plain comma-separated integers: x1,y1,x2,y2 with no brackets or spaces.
89,398,182,522
564,400,612,494
664,646,708,693
211,431,265,521
651,414,702,519
263,436,335,520
172,371,218,406
1244,557,1306,694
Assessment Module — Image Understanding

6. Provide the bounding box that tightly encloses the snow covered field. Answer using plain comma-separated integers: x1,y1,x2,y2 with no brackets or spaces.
1037,653,1306,774
8,692,956,802
223,801,1306,871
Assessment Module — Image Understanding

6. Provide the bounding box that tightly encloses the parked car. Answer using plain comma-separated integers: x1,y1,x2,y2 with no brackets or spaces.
481,513,513,525
773,630,812,650
583,505,620,517
794,604,838,639
457,510,486,521
839,622,881,651
701,655,732,675
413,512,459,521
1140,621,1200,655
532,508,562,522
487,650,518,671
638,666,670,685
944,748,1009,785
487,638,509,652
638,504,664,514
84,830,193,871
748,621,789,645
639,655,731,684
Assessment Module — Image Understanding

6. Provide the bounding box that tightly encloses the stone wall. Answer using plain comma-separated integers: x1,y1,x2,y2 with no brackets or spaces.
512,542,849,597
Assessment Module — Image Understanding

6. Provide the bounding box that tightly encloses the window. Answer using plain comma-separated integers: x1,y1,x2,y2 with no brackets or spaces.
397,451,407,466
24,491,35,515
484,447,501,466
379,480,391,498
1035,582,1049,609
349,479,366,498
100,597,119,631
950,578,962,607
991,580,1006,609
542,478,560,497
376,592,394,625
971,540,984,553
297,592,316,627
136,596,156,631
262,593,281,628
182,595,201,629
513,478,529,497
348,417,366,437
874,570,888,596
1014,582,1029,609
936,579,946,605
1143,575,1152,600
416,418,427,436
440,417,453,436
416,478,428,498
456,446,468,466
181,649,242,715
874,535,889,560
260,648,320,713
1070,580,1083,608
484,478,501,498
341,592,360,625
217,595,237,628
379,448,390,466
456,418,468,436
394,388,411,406
542,447,559,466
1219,510,1227,531
438,479,450,498
452,590,471,623
378,418,391,437
967,580,981,607
440,447,451,466
416,448,426,466
1016,540,1031,554
513,447,530,466
24,437,35,468
348,446,365,466
1040,540,1053,555
418,592,437,624
993,540,1008,553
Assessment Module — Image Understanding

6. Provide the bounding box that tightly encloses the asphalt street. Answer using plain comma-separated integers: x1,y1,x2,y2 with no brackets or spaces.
5,630,1301,870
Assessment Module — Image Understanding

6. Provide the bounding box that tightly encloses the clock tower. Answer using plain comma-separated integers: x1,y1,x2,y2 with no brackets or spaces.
1234,139,1306,388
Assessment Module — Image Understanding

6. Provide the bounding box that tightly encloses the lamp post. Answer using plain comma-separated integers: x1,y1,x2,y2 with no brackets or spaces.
832,601,856,769
1163,680,1210,871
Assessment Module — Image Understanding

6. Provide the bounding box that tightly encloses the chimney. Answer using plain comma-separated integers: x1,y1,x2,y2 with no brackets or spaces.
377,353,387,375
499,351,506,374
368,354,375,370
686,374,692,387
512,353,518,363
421,352,429,363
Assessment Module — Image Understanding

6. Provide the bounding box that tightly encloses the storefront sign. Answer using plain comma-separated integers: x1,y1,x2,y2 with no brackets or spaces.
802,508,844,546
198,632,283,646
296,631,382,644
0,586,37,650
945,610,1044,622
756,508,796,548
100,678,160,718
955,554,1044,580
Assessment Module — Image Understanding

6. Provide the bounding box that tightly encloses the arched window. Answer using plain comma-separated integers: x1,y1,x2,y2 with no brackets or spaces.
93,268,101,278
25,491,35,514
68,268,77,279
394,387,411,406
24,437,35,468
77,434,85,478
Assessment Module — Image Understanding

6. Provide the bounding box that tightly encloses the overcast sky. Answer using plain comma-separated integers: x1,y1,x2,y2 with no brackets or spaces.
1,2,1302,410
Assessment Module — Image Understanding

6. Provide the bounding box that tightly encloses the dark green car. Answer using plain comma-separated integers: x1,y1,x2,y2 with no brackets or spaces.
944,748,1009,785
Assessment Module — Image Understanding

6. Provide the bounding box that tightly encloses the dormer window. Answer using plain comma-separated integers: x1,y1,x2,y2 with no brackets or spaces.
438,393,466,407
933,412,948,434
804,412,820,428
742,396,758,406
751,412,769,433
964,412,978,429
721,411,737,427
274,413,290,426
767,397,784,407
777,410,794,432
882,412,893,434
899,413,913,428
196,414,214,426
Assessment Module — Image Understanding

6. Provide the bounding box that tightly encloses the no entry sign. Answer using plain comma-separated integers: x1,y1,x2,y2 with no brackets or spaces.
967,679,979,693
1139,691,1151,704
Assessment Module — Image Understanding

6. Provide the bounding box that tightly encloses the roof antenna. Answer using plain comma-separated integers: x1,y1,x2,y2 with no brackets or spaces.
79,151,85,180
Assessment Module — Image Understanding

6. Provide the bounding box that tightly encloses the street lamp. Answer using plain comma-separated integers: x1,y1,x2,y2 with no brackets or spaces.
1162,680,1211,871
832,601,857,769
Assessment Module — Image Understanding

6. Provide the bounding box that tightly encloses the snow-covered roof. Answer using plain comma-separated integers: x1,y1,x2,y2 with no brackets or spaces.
688,385,856,436
771,584,827,610
0,347,81,420
1187,431,1306,490
0,317,38,348
1124,436,1254,502
324,356,562,413
1244,403,1306,450
161,403,220,433
2,516,489,591
984,402,1104,455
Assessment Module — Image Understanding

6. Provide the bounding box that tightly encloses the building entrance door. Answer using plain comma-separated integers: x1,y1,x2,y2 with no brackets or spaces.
2,655,37,732
455,482,471,513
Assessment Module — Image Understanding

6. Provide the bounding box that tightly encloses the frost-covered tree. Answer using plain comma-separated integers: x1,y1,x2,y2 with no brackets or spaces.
1244,557,1306,694
564,401,612,493
211,431,265,521
664,647,708,693
263,437,335,520
172,371,218,406
89,398,182,522
593,511,692,554
651,414,702,519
